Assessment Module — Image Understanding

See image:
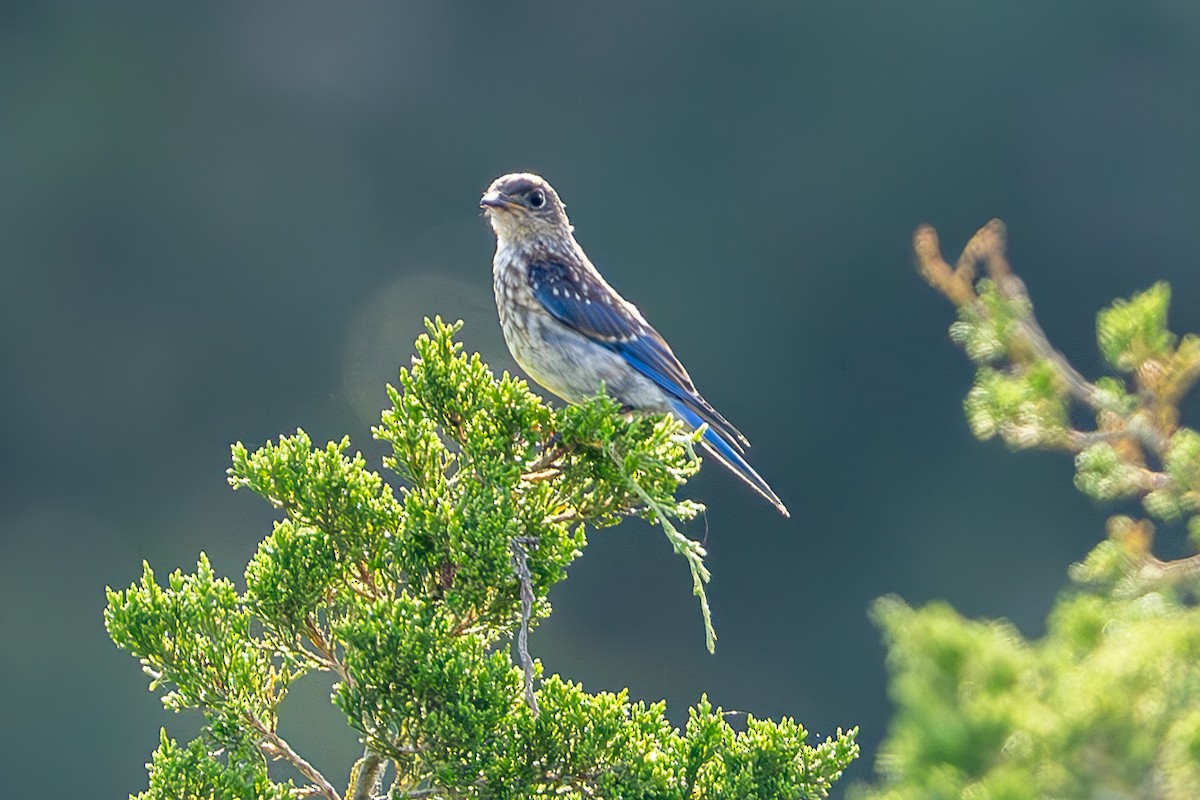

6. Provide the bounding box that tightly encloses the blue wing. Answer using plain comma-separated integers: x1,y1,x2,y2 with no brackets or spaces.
528,259,749,451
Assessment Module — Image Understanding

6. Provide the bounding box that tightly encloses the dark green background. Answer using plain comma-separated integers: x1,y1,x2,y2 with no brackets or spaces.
4,2,1200,795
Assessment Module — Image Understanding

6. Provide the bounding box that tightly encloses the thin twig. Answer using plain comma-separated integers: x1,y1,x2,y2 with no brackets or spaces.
614,443,716,653
305,619,351,688
248,716,342,800
1136,552,1200,587
1000,275,1117,411
510,536,540,716
355,561,381,599
995,274,1171,459
913,223,977,306
521,467,562,483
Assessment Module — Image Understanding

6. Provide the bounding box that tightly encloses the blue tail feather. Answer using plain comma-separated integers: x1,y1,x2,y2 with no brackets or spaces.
668,399,789,517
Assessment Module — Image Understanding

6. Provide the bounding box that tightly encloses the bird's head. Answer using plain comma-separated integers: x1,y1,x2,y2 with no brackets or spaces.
480,173,570,241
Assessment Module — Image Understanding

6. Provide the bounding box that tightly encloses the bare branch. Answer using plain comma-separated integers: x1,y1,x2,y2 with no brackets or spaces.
510,536,540,716
521,467,562,483
347,749,387,800
1136,552,1200,588
247,716,342,800
913,224,977,306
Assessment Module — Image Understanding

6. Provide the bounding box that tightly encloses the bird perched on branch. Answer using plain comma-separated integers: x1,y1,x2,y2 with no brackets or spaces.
481,172,789,516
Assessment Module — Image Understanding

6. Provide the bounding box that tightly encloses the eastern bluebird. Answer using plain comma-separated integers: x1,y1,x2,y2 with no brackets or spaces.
481,172,788,517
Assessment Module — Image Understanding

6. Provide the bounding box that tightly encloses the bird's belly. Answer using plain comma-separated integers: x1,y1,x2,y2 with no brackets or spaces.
502,313,666,410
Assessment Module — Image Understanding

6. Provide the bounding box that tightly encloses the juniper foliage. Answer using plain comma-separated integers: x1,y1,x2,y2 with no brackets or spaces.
855,223,1200,799
106,318,858,800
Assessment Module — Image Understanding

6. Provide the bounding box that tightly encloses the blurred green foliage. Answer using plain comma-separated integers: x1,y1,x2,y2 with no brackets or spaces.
855,224,1200,798
106,319,857,799
862,590,1200,799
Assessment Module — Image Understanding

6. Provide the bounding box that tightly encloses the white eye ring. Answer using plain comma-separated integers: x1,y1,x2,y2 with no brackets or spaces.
528,190,545,209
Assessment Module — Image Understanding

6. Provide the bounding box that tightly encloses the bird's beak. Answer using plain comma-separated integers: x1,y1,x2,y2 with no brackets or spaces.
480,191,513,211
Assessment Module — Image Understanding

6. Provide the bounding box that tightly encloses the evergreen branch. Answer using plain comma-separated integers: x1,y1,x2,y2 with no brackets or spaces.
1094,516,1200,596
616,442,716,653
918,222,1200,579
916,222,1131,419
918,222,1175,457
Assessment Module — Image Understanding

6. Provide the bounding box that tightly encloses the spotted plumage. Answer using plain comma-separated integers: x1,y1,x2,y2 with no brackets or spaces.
481,172,787,516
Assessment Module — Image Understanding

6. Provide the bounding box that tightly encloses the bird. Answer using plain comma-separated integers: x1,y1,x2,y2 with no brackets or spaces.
481,172,789,517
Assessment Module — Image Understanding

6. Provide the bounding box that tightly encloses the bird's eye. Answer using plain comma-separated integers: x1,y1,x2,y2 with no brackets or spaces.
528,190,545,209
